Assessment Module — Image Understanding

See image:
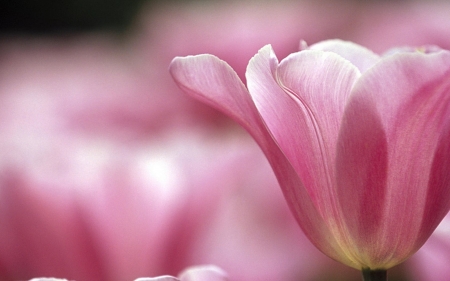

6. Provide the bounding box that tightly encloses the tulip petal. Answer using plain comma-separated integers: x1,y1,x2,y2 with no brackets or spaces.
421,124,450,241
308,39,380,73
170,51,347,265
335,94,389,267
274,49,360,219
245,45,362,266
337,50,450,268
247,47,358,229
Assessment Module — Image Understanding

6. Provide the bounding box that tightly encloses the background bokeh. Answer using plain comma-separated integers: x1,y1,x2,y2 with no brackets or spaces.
1,0,449,280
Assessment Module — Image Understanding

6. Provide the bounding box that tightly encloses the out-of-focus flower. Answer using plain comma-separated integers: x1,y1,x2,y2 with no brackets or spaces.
0,35,227,140
183,139,335,281
131,0,355,79
409,213,450,281
134,265,227,281
170,39,450,271
127,0,358,136
0,36,198,280
0,98,253,280
343,1,450,53
0,34,351,281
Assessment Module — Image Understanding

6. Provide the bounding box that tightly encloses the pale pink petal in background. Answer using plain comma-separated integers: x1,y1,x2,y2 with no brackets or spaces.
344,1,450,53
134,265,228,281
409,214,450,281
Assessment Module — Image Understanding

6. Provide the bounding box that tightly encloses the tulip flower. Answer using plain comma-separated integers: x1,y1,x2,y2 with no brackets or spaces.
170,39,450,280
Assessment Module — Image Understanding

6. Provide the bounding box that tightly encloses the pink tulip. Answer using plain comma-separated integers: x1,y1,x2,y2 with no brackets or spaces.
170,39,450,272
134,265,227,281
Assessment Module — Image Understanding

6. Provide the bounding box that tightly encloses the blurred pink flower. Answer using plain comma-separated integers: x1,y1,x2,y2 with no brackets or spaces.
131,0,355,79
0,35,214,280
127,0,358,135
0,99,251,280
0,34,345,281
170,39,450,271
182,137,338,281
343,1,450,54
0,35,227,140
408,213,450,281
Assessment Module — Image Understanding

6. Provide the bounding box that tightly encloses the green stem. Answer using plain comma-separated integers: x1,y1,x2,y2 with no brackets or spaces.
361,269,387,281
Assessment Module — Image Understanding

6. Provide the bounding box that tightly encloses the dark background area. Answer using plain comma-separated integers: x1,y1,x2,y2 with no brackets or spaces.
0,0,148,34
0,0,406,35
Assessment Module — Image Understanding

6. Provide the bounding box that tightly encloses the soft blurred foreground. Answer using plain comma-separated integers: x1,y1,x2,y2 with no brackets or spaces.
1,0,450,280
